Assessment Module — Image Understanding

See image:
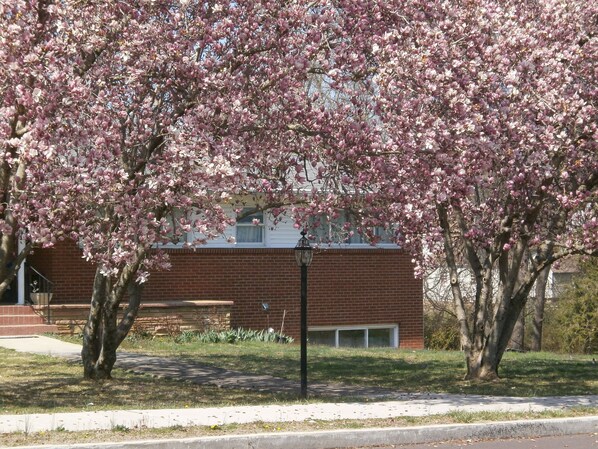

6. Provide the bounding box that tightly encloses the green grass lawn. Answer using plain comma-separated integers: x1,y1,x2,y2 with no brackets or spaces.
118,337,598,397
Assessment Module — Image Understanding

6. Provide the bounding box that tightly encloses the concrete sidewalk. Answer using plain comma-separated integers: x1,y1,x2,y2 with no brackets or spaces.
1,393,598,434
1,335,597,446
0,335,82,358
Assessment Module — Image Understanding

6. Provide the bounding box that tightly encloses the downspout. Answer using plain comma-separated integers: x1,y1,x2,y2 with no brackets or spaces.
17,238,25,305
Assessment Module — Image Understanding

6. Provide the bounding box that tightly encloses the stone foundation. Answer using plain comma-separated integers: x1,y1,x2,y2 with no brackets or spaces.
39,300,233,336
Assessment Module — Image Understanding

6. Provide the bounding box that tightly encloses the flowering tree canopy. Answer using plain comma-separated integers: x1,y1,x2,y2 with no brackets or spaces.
0,0,82,296
3,0,382,378
5,0,595,381
334,0,597,379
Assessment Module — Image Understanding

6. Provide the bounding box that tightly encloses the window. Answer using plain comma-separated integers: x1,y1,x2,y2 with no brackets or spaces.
368,328,395,348
339,329,366,348
308,330,336,346
308,325,398,348
551,272,574,298
162,209,188,246
236,208,265,244
310,211,393,245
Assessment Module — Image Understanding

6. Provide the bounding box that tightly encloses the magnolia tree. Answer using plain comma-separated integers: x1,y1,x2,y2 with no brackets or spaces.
344,0,597,379
0,1,83,298
8,0,377,379
5,0,239,378
8,0,594,382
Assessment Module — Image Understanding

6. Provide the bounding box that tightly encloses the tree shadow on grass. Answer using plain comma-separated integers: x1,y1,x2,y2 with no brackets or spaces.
0,349,291,414
172,348,598,397
173,350,462,392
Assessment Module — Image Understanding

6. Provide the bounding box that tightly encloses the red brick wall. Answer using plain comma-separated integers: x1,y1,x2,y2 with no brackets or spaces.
28,241,97,302
28,242,424,348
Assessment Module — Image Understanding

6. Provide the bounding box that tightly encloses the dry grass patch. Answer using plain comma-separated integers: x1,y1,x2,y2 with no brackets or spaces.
0,347,296,414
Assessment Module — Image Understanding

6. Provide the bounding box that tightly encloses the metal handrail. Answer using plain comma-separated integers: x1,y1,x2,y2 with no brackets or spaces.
27,266,53,324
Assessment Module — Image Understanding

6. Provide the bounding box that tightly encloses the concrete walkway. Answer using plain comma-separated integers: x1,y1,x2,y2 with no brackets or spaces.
115,352,414,398
1,335,597,436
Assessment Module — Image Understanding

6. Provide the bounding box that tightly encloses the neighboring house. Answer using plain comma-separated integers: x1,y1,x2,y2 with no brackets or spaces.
423,256,582,311
545,257,580,300
6,207,424,349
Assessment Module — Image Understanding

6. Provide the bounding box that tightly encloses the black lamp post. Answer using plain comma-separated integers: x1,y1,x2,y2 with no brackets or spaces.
294,229,313,399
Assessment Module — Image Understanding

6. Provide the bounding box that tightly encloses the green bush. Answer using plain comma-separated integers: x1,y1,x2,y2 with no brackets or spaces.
551,257,598,354
424,308,461,350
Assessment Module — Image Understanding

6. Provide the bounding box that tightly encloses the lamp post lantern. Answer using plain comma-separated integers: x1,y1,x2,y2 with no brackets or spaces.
294,229,312,399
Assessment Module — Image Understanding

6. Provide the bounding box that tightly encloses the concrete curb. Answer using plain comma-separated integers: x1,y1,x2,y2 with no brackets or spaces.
12,416,598,449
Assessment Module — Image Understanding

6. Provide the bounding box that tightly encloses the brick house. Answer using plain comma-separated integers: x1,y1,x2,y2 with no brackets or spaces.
5,208,424,349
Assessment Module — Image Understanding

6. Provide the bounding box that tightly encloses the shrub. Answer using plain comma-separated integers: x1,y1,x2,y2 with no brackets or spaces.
424,308,461,350
551,257,598,354
174,328,294,344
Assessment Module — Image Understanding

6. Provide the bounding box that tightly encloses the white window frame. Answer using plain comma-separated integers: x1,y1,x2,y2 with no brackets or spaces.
309,211,396,248
308,324,399,348
155,209,190,248
235,208,266,247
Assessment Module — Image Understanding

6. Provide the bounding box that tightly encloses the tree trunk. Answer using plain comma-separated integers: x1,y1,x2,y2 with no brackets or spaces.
465,288,533,381
0,156,28,299
82,269,108,379
465,313,518,381
116,282,143,346
83,291,140,379
510,307,525,351
531,266,550,351
0,233,17,299
0,238,32,300
82,269,138,380
94,305,119,379
81,249,146,380
465,348,501,381
82,285,128,379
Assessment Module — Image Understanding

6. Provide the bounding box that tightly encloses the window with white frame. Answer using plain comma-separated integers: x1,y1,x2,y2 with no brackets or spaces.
162,208,188,246
236,208,265,244
310,211,393,245
308,325,399,348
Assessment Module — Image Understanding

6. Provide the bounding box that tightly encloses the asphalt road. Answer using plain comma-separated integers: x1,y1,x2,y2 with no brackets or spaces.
351,433,598,449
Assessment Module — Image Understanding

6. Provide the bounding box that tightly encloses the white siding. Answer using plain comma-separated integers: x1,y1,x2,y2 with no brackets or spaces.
188,205,234,248
188,205,398,249
191,206,301,248
265,213,302,248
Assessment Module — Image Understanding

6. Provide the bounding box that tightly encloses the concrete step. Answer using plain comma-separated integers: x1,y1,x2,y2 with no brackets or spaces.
0,324,58,336
0,306,57,336
0,314,47,325
0,305,38,315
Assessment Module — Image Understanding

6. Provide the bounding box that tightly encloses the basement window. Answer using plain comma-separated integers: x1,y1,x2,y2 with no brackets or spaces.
308,325,398,348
